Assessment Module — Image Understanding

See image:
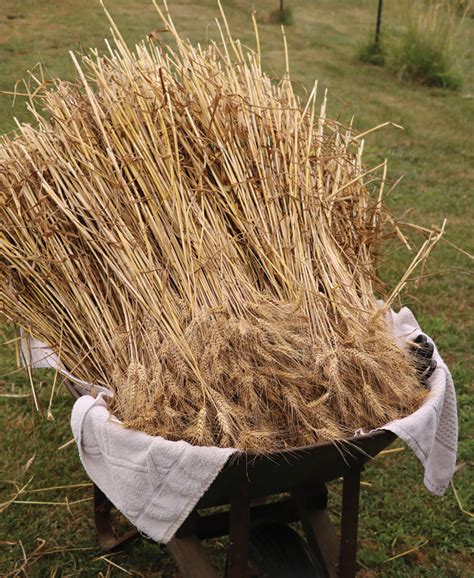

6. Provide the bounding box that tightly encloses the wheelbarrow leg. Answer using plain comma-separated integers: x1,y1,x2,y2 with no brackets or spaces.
93,484,139,551
167,535,219,578
339,467,362,578
292,487,339,578
307,509,339,577
227,479,250,578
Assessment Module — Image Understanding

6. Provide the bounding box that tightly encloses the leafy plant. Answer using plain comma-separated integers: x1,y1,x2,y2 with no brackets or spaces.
358,40,386,66
268,1,294,25
389,0,468,89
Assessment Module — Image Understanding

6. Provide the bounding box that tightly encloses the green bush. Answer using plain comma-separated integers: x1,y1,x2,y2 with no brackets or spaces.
268,7,294,26
391,30,462,89
389,1,466,90
358,41,386,66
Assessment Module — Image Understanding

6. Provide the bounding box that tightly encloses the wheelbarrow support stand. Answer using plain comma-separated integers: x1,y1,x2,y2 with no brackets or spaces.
92,468,363,577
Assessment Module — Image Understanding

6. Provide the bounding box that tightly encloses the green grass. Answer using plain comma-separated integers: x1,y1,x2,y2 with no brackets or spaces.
1,0,473,576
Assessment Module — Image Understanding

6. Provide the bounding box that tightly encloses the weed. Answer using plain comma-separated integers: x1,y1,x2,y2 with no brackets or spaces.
359,40,386,66
268,7,294,26
389,1,467,89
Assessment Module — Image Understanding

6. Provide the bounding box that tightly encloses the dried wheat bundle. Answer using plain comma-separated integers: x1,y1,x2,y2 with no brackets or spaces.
0,3,432,451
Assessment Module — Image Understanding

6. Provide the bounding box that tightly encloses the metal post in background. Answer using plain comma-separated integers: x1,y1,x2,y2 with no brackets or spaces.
375,0,384,46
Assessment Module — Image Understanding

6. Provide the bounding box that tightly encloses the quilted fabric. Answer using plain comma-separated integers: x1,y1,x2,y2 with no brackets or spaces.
71,395,235,542
381,307,458,496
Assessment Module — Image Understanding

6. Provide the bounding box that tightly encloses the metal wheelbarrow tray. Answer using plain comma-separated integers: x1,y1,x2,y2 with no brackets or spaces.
77,380,394,578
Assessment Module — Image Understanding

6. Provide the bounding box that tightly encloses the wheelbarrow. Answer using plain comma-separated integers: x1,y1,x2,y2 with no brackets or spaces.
66,376,395,578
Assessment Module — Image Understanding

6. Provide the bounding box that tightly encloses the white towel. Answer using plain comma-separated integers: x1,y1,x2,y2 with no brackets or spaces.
71,395,235,543
380,307,458,496
21,307,458,542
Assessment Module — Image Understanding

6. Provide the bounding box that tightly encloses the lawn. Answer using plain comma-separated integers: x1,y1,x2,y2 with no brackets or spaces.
1,0,473,576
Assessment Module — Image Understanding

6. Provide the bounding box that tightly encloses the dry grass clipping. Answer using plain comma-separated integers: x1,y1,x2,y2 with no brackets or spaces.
0,2,432,451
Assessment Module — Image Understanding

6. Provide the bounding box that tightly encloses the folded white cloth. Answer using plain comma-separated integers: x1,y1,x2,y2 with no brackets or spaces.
380,307,458,496
21,306,458,542
71,395,235,543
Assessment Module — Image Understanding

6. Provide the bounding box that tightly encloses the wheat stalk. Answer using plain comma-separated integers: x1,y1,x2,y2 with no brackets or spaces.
0,3,437,451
